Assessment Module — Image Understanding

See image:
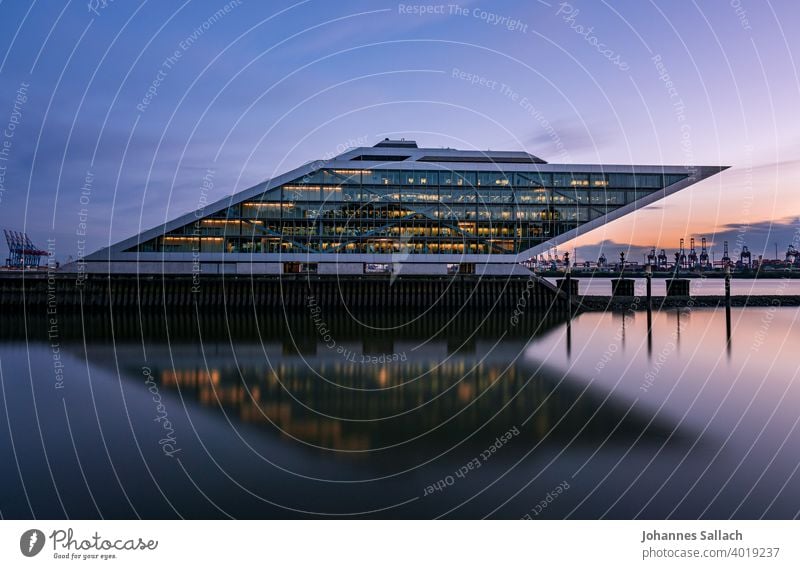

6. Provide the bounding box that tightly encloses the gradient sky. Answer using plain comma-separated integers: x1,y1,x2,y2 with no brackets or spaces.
0,0,798,264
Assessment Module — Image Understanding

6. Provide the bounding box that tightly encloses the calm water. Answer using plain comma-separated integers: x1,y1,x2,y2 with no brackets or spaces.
546,276,800,296
0,305,798,519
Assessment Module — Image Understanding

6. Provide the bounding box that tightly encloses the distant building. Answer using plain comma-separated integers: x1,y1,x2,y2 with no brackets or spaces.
84,139,726,276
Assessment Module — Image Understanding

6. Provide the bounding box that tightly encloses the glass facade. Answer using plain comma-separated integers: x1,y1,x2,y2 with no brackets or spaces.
131,169,686,255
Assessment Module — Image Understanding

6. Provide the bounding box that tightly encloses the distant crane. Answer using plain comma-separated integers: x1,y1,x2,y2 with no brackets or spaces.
786,245,799,266
647,247,657,266
721,240,731,267
678,238,687,269
688,237,698,268
657,249,668,270
4,229,47,269
739,245,752,268
699,237,710,267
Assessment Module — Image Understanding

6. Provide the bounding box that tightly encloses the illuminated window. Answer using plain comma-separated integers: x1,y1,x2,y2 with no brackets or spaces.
364,263,391,274
284,262,317,274
447,263,475,275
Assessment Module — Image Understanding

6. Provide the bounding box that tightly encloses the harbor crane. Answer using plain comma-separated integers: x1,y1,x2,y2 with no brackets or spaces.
678,238,687,269
4,230,47,269
688,238,698,268
786,245,799,266
699,237,710,267
646,247,657,266
739,245,752,268
657,249,668,270
721,240,731,266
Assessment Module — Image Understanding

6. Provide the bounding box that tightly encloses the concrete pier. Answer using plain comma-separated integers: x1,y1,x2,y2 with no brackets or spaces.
555,278,579,296
0,272,568,312
666,278,690,296
611,278,635,297
2,272,795,313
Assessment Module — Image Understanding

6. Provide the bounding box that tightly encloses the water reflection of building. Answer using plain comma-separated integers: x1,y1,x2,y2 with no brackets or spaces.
5,310,674,451
156,360,530,450
153,354,663,451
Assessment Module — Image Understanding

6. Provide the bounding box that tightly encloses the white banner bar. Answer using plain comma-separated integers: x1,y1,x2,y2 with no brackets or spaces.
1,520,797,568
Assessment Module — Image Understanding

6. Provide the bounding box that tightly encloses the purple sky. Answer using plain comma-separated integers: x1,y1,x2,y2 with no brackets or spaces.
0,0,797,263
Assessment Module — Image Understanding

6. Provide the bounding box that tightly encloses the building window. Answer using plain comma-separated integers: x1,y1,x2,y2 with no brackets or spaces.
160,236,199,252
284,262,317,274
364,263,391,274
447,263,475,275
201,237,224,252
665,174,688,186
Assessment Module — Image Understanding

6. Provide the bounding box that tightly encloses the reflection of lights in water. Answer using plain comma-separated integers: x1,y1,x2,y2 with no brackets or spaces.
150,362,573,450
458,382,474,402
199,384,245,405
161,368,220,387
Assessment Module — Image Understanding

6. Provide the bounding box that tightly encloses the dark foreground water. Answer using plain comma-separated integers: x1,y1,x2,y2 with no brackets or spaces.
0,304,798,519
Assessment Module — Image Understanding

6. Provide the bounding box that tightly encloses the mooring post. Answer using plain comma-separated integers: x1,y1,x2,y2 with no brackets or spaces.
724,263,731,308
725,262,732,355
566,318,572,358
726,300,732,342
565,252,572,315
645,263,653,355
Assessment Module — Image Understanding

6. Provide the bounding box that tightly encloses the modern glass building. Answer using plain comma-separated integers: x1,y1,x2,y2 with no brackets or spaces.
85,139,726,276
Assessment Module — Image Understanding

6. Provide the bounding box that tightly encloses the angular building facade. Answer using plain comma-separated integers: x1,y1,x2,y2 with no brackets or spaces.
84,139,726,276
